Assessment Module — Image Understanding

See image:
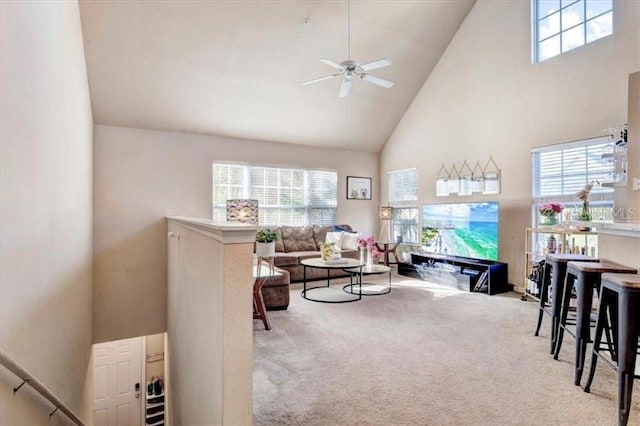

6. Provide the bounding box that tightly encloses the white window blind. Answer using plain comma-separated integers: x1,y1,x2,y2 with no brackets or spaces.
212,163,337,226
532,136,614,202
308,170,338,225
531,136,615,224
388,168,418,205
388,169,419,243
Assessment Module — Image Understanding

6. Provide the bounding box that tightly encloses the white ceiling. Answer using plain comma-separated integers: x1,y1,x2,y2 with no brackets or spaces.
79,1,475,152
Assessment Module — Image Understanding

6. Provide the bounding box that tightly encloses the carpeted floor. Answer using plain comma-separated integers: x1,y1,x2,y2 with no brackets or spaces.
253,270,640,425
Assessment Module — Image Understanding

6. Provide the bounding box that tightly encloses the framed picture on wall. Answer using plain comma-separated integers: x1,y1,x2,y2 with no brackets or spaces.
346,176,372,200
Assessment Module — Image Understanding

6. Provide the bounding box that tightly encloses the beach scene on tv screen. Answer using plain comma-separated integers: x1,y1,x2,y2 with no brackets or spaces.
422,202,499,261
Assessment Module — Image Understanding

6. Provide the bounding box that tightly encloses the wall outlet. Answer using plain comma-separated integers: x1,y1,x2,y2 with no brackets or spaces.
633,177,640,191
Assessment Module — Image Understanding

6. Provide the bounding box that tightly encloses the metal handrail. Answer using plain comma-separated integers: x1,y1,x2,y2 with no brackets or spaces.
0,348,86,425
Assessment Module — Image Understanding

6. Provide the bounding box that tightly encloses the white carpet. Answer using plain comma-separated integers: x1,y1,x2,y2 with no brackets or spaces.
253,272,639,425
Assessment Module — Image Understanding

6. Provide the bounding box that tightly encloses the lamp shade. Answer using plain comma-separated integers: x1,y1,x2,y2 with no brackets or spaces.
379,206,393,221
226,199,258,224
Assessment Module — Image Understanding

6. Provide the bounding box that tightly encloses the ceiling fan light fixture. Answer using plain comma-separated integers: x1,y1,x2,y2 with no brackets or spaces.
301,0,393,97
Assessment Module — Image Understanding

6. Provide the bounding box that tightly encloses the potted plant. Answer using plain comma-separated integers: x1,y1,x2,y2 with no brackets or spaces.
255,228,278,258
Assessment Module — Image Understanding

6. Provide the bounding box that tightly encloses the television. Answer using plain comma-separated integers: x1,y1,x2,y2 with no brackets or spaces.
421,202,499,261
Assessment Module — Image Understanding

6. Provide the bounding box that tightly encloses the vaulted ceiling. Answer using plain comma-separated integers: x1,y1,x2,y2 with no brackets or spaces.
79,0,475,152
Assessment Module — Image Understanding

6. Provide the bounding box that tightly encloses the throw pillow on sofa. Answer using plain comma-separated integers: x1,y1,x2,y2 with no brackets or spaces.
325,231,344,250
341,232,362,251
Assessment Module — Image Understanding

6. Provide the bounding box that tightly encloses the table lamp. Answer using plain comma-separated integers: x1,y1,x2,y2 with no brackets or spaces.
378,205,393,242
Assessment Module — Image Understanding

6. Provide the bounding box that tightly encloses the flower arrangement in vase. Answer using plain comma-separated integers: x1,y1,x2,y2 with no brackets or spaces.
576,181,597,222
319,241,336,262
538,203,563,226
357,236,380,266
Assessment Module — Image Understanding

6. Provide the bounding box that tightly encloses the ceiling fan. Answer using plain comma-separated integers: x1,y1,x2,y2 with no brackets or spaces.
301,0,394,98
302,58,394,98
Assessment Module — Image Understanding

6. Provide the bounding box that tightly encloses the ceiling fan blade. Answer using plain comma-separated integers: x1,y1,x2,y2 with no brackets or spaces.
319,58,345,71
361,74,394,88
302,74,340,86
338,78,352,98
359,58,391,72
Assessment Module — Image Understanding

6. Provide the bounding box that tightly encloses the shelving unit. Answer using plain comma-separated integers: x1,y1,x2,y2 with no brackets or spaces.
600,145,627,188
523,227,598,300
146,392,165,426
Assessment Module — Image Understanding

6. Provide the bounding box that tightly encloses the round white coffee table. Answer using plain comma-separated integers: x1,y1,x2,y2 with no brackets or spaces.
300,257,364,303
343,264,391,295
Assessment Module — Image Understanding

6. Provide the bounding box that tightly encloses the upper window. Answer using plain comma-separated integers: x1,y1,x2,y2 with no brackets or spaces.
533,0,612,62
212,163,337,226
388,168,419,243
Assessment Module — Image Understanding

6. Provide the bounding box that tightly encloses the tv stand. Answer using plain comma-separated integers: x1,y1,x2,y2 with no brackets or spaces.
398,252,510,295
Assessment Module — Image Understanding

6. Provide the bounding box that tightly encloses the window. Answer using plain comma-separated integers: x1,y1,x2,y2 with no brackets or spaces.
388,168,419,243
533,0,612,62
212,163,337,226
531,136,614,224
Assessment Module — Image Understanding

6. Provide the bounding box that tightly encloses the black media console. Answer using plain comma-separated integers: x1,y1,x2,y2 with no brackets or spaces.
397,252,510,295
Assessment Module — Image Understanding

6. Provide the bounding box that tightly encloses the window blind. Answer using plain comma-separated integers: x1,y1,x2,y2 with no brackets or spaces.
212,163,337,226
388,168,419,243
388,168,418,205
531,136,614,203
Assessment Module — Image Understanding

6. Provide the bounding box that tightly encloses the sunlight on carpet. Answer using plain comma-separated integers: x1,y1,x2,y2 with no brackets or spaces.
393,278,464,299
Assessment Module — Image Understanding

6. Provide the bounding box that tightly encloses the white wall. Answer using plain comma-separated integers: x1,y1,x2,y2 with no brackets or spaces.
381,0,640,286
0,1,94,424
93,124,379,342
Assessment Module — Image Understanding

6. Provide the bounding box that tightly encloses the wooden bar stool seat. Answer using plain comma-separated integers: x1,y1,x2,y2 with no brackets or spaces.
554,261,637,386
583,273,640,426
535,253,598,355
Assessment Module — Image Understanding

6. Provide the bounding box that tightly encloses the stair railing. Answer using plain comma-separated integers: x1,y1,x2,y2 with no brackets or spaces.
0,348,86,425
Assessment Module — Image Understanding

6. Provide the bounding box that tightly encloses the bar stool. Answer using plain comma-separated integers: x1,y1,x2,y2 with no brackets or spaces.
535,253,598,354
554,261,637,386
583,273,640,426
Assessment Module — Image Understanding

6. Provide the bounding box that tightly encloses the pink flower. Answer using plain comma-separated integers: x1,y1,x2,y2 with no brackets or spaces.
539,203,563,216
357,236,377,250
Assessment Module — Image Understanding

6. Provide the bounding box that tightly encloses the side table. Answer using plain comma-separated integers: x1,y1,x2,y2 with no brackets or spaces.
375,242,398,266
253,263,282,330
343,264,391,295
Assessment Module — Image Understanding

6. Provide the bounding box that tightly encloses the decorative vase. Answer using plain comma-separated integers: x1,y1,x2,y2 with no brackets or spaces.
366,247,374,268
546,235,557,254
579,200,591,221
359,247,366,265
539,213,558,226
320,242,335,262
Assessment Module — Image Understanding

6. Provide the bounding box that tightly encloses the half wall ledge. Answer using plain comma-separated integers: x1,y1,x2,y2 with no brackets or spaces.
165,216,258,426
166,216,259,243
